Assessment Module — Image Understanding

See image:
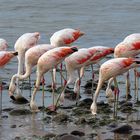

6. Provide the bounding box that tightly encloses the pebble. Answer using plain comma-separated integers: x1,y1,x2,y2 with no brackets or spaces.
111,124,133,133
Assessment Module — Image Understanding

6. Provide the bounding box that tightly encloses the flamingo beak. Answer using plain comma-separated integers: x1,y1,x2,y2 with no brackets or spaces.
71,47,78,52
79,31,85,36
12,51,18,56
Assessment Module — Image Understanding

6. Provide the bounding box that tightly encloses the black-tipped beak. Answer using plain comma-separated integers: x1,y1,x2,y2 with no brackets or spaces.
10,95,16,101
71,47,78,52
13,51,18,56
135,61,140,64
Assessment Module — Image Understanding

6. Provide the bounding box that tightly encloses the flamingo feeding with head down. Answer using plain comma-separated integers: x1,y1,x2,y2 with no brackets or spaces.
9,44,56,100
50,28,84,86
90,57,140,115
58,46,114,105
106,33,140,100
30,46,78,112
12,32,40,98
9,28,84,103
0,50,18,113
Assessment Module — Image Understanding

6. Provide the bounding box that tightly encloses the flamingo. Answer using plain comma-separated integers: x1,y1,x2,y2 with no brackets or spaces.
90,57,140,115
9,44,56,99
12,32,40,98
0,51,18,113
0,39,8,51
30,46,78,112
58,46,114,105
106,33,140,100
50,28,84,47
50,28,84,86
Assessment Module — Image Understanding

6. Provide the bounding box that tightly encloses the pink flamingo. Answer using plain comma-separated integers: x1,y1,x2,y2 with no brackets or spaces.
50,28,84,86
9,44,56,99
30,46,78,112
106,33,140,100
58,46,114,105
50,28,84,47
0,39,8,51
9,28,84,102
12,32,40,97
90,57,140,115
0,50,18,112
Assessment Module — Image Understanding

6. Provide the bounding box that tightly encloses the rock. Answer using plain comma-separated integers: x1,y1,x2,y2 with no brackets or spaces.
75,117,86,125
121,94,132,100
111,124,133,133
2,108,14,112
52,113,69,123
1,115,8,119
55,134,81,140
129,135,140,140
12,136,21,140
42,116,52,123
84,80,107,90
43,132,56,138
71,130,85,137
108,122,118,128
72,107,91,116
45,108,57,115
11,95,29,104
119,101,133,108
10,124,16,128
77,98,93,107
9,109,32,116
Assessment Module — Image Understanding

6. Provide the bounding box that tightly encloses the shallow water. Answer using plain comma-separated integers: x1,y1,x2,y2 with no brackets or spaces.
0,0,140,139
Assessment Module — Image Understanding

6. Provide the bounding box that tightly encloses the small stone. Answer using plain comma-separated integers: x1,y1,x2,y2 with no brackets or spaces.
55,134,81,140
77,98,93,107
75,117,86,125
52,113,69,123
9,109,32,116
1,115,8,119
71,130,85,137
111,124,132,133
11,124,16,128
129,135,140,140
2,108,14,112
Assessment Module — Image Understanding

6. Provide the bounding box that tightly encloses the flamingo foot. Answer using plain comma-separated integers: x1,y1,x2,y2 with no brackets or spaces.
30,101,40,112
47,105,57,111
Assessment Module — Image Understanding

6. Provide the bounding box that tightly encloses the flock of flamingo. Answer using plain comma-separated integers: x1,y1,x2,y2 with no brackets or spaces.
0,28,140,116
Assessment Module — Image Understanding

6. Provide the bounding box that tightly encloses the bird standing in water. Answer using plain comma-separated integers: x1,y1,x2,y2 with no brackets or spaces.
30,46,78,112
10,32,40,100
90,57,140,116
106,33,140,101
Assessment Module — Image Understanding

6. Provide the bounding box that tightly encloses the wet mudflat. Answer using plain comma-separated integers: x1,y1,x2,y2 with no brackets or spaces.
1,69,140,140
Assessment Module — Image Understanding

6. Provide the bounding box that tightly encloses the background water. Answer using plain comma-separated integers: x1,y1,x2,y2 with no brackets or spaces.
0,0,140,139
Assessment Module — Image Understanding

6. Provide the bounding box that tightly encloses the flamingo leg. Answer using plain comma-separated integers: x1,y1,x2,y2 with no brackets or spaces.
0,80,2,114
91,64,94,99
29,75,31,98
76,69,81,105
55,71,67,107
126,71,130,100
113,77,119,118
134,68,139,101
60,63,63,87
30,73,42,112
42,76,45,108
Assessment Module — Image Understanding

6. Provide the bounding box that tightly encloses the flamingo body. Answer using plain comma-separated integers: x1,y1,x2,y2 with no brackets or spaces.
90,57,140,115
50,28,84,46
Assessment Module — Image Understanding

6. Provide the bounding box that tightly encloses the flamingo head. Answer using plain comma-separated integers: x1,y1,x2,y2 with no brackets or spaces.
106,86,114,99
90,102,97,115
